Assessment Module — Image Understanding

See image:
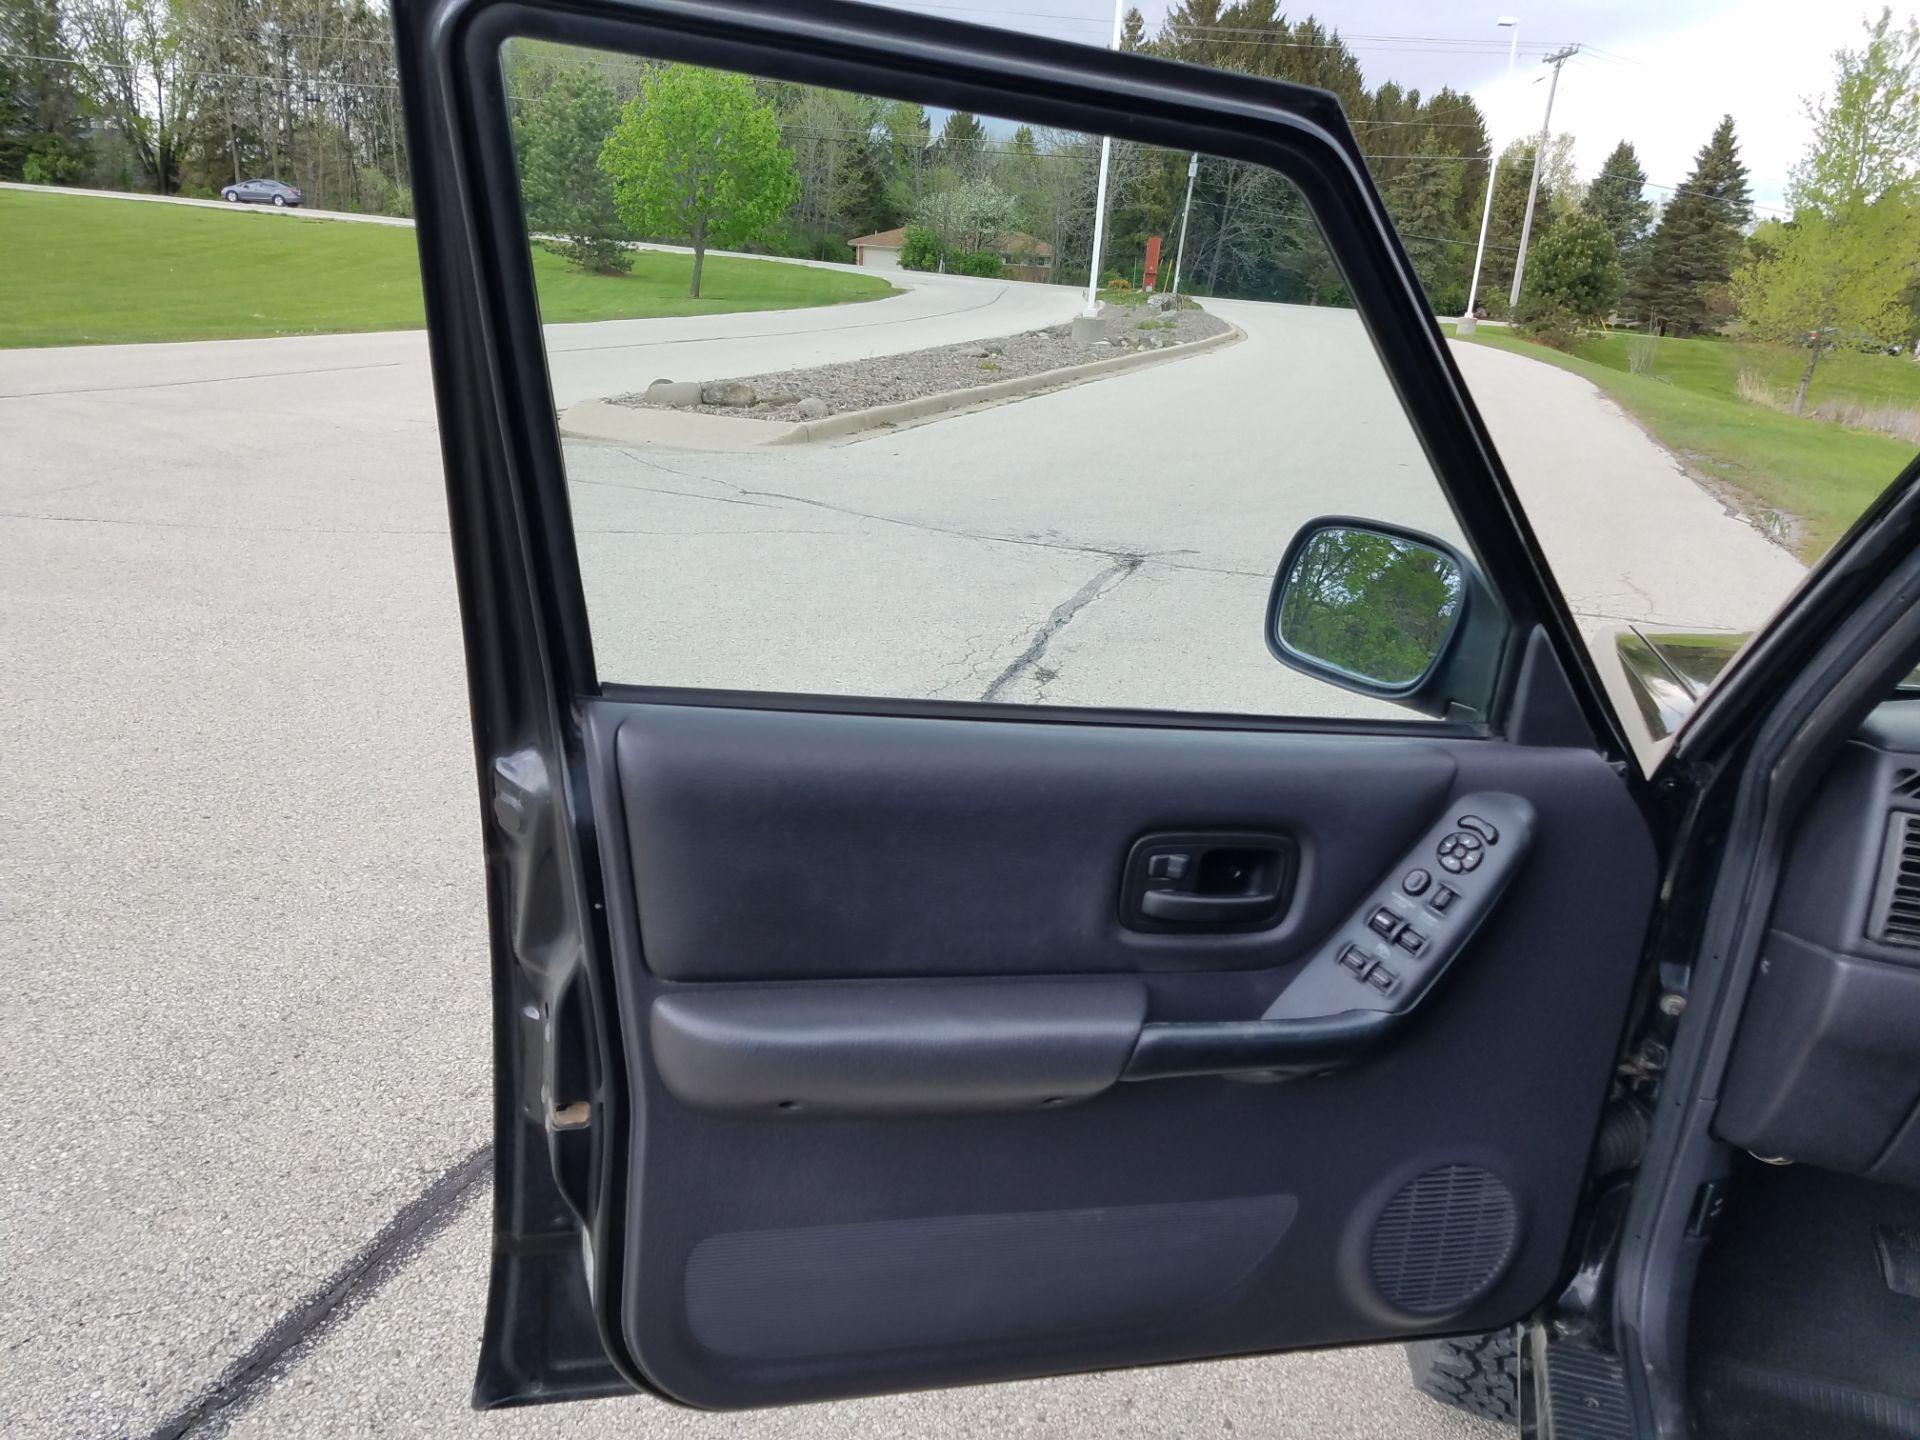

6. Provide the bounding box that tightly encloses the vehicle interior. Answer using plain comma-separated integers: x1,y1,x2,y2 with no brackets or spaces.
1686,694,1920,1439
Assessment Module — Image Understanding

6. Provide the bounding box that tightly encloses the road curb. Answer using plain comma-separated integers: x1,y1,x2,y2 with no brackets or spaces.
558,319,1246,451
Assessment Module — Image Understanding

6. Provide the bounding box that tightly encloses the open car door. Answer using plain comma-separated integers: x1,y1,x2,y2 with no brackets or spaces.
389,0,1665,1412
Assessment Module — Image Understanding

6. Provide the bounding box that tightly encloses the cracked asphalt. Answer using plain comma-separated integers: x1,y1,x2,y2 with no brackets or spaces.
0,270,1807,1439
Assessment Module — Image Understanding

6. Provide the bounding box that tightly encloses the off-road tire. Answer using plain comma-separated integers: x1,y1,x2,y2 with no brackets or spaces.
1406,1329,1520,1425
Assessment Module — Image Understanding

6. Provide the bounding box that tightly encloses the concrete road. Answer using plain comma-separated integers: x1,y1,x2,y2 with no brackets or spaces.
0,286,1809,1440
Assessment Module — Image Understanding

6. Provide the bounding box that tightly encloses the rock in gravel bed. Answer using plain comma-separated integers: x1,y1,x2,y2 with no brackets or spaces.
700,380,758,407
613,303,1230,423
644,379,703,407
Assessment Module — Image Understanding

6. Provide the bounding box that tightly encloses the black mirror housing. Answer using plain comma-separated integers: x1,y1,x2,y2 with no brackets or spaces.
1266,516,1507,721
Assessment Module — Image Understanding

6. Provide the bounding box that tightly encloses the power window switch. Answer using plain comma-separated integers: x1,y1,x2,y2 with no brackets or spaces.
1338,944,1371,975
1395,927,1425,955
1367,965,1398,992
1366,907,1402,940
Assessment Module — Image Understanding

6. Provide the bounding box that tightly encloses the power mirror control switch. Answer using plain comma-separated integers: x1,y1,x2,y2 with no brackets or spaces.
1263,791,1535,1023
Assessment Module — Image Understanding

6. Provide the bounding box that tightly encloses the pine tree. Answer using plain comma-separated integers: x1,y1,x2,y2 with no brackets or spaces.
512,65,629,273
1382,132,1466,312
933,109,988,178
1,0,91,182
1582,140,1651,256
1473,139,1554,311
1626,115,1751,335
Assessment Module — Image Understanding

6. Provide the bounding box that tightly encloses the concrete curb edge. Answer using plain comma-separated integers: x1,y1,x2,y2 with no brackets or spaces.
557,318,1247,451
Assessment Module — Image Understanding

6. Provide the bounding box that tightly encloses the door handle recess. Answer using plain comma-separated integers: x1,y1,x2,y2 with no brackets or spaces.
1139,890,1281,924
1120,832,1296,933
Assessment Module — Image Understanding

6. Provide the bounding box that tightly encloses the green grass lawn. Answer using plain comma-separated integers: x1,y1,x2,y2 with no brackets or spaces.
1448,324,1919,560
0,189,896,347
1562,329,1920,414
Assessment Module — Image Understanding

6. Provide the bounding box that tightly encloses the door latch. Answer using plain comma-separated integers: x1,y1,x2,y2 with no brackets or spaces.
1120,832,1296,932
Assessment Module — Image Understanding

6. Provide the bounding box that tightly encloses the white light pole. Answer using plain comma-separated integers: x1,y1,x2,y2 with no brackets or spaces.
1170,152,1199,299
1083,0,1126,316
1462,16,1519,325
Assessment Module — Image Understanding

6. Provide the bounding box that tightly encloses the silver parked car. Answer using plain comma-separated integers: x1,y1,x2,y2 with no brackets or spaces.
220,178,304,207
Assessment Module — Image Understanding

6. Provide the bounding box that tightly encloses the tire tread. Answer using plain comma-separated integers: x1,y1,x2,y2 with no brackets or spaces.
1406,1329,1520,1425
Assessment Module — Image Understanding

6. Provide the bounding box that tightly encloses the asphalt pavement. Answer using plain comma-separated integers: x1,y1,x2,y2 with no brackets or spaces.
0,270,1807,1439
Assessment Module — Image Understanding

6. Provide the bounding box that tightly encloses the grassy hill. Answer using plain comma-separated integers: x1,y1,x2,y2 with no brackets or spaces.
0,189,897,348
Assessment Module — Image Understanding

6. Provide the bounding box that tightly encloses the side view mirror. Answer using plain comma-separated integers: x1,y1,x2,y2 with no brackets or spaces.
1266,517,1505,720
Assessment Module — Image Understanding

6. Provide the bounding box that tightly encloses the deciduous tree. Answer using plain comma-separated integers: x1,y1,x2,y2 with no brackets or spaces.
1734,10,1920,410
1515,211,1622,338
599,64,796,297
913,175,1014,260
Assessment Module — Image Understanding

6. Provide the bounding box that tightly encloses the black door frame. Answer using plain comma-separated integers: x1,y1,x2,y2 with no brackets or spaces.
389,0,1672,1404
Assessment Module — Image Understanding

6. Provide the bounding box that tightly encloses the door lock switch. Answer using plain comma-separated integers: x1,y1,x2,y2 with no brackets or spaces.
1401,868,1431,897
1429,885,1458,914
1146,852,1190,881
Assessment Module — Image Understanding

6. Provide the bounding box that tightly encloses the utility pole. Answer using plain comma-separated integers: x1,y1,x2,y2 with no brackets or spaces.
1083,0,1125,316
1509,43,1579,309
1170,152,1198,299
1462,16,1520,326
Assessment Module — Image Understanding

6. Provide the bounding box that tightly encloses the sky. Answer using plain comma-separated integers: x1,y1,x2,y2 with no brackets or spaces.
872,0,1911,214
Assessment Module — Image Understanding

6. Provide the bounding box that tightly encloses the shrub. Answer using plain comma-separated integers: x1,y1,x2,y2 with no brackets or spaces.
22,135,87,185
954,248,1004,278
1421,277,1467,318
553,235,633,275
1512,299,1583,351
1103,271,1132,291
899,224,942,271
1518,213,1622,328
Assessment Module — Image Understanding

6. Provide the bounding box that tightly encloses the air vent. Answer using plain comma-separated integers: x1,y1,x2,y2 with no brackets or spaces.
1368,1164,1518,1316
1869,812,1920,947
1894,769,1920,801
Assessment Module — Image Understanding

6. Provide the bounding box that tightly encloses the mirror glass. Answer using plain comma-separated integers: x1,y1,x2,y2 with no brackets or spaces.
1276,527,1463,687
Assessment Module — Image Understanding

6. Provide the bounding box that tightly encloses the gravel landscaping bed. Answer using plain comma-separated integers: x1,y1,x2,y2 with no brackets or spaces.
613,302,1230,422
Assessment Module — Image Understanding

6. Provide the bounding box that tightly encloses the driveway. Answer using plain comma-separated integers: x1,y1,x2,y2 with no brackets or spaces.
0,287,1802,1439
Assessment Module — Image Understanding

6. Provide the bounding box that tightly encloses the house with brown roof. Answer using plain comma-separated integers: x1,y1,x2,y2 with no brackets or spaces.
848,227,1054,281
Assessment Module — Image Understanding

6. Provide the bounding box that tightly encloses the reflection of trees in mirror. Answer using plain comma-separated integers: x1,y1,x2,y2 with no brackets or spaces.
1280,530,1462,686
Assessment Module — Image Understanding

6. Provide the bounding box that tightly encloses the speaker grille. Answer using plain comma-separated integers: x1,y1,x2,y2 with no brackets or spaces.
1370,1165,1518,1315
